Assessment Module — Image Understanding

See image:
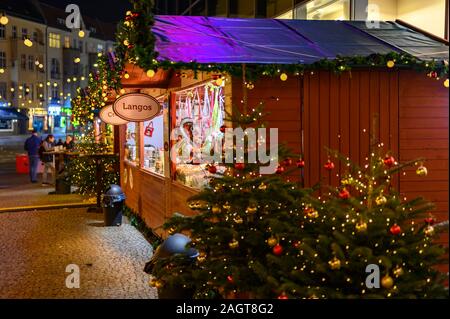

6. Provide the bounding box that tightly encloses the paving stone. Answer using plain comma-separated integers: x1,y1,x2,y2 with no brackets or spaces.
0,208,158,299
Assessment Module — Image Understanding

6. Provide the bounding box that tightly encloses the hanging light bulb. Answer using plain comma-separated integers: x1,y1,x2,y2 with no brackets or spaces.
74,57,81,63
78,30,85,38
0,15,8,26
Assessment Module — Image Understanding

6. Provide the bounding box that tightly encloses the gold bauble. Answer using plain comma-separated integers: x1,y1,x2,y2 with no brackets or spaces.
258,183,267,190
375,195,387,206
149,278,164,289
393,266,404,277
211,206,221,214
233,216,244,224
416,166,428,176
328,257,341,270
267,237,278,247
280,73,288,81
246,205,257,214
223,203,231,211
444,79,449,88
305,207,319,219
356,221,368,232
424,225,435,237
386,60,395,68
229,239,239,249
197,252,207,263
123,39,129,46
381,275,394,289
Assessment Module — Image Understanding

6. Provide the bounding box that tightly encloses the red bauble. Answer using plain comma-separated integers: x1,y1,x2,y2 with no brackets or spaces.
227,275,234,283
234,163,245,170
390,224,402,235
324,160,335,171
430,71,438,78
277,292,289,300
424,217,436,225
338,188,350,199
208,165,217,174
293,241,301,248
383,156,396,167
127,44,134,49
275,165,285,174
296,159,305,168
282,158,293,166
220,125,226,133
273,244,283,255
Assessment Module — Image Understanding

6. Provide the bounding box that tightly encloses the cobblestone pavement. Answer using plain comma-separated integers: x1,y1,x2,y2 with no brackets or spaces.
0,208,158,299
0,162,91,210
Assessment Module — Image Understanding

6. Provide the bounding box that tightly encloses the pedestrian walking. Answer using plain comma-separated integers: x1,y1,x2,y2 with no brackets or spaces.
24,129,41,183
41,135,55,186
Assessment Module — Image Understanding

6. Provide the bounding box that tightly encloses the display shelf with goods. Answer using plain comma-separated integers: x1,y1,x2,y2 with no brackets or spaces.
143,95,166,176
125,122,140,166
171,79,227,189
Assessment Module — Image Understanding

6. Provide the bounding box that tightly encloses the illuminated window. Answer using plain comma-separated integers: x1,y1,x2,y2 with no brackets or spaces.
172,80,226,189
295,0,350,20
64,36,70,48
49,33,61,48
125,123,140,165
143,97,166,176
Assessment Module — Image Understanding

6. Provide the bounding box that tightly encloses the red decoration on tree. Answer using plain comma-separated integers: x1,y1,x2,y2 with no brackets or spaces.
234,163,245,170
293,241,301,248
282,158,293,166
275,165,285,174
220,125,226,133
227,275,234,283
208,165,217,174
272,244,283,255
383,155,396,167
338,188,350,200
324,160,335,171
424,217,436,225
390,224,402,235
296,159,305,168
430,71,438,78
277,292,289,300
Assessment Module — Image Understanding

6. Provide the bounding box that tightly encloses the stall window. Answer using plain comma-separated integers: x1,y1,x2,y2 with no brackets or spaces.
125,122,140,165
172,80,226,189
142,98,166,176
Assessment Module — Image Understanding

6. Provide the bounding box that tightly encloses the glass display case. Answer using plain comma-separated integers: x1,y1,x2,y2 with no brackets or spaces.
125,122,139,165
142,98,166,176
172,80,226,189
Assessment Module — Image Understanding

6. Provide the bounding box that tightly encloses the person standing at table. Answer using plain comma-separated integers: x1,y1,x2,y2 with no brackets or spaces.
41,134,55,186
24,129,41,184
63,135,75,150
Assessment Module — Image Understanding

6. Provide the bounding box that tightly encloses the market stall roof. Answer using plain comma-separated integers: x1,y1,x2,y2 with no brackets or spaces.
152,16,449,65
0,108,28,120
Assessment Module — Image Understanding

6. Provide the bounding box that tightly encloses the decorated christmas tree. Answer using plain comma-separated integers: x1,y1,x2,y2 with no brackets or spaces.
288,142,449,298
150,104,316,299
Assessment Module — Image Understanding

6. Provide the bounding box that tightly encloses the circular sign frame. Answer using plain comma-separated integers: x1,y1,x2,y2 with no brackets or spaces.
113,93,162,122
99,104,129,125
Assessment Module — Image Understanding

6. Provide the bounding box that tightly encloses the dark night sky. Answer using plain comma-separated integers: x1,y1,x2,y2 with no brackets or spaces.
40,0,132,23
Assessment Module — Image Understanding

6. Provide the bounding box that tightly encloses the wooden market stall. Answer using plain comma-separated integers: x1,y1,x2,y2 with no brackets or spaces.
113,17,448,246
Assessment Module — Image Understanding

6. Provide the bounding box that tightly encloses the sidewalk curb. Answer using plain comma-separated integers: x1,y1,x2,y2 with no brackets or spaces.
0,202,97,213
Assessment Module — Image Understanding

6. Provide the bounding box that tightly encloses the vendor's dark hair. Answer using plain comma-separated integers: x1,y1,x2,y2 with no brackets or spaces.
46,134,54,141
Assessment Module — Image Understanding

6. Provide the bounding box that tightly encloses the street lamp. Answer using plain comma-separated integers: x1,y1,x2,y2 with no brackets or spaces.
24,38,33,47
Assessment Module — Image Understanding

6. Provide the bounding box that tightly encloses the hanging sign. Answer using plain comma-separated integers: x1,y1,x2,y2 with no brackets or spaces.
113,93,161,122
99,104,129,125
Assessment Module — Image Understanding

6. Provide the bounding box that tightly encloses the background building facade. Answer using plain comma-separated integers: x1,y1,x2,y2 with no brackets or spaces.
0,0,115,136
